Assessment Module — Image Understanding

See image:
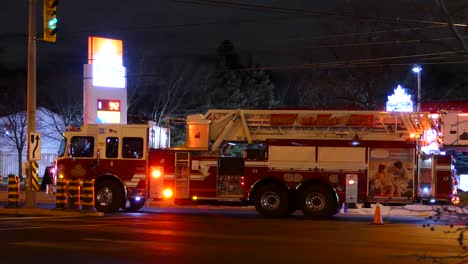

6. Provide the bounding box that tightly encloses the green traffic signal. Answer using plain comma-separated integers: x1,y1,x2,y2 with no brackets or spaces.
48,17,57,30
43,0,58,43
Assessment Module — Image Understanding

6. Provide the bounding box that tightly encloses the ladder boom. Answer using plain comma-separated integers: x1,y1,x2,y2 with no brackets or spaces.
202,109,437,144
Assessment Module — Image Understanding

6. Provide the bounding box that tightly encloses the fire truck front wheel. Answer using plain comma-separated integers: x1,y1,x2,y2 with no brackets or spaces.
299,185,337,218
254,184,289,218
95,180,125,213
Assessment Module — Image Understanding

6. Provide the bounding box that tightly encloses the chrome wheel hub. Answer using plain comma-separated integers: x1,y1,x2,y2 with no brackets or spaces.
96,187,113,206
260,192,280,209
305,192,325,210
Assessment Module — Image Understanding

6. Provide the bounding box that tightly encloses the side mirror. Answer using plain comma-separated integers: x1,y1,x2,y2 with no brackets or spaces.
96,149,101,165
68,143,75,160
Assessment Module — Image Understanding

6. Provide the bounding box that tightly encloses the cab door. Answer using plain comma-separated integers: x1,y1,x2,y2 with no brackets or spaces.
66,135,99,180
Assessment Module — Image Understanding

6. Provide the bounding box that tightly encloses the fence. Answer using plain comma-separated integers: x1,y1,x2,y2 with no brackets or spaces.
0,153,57,182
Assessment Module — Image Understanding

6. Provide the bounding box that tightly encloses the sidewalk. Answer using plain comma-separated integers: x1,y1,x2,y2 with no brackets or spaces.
0,190,103,217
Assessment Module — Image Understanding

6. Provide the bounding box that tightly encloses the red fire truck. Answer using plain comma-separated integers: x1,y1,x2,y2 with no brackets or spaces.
54,109,459,216
54,123,169,212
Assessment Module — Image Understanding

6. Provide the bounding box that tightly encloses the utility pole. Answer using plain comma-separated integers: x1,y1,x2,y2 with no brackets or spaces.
412,65,422,112
417,70,421,112
25,0,37,208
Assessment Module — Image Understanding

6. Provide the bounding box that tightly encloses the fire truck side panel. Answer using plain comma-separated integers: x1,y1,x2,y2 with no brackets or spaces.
441,111,468,147
149,150,176,199
434,155,454,203
367,146,416,204
187,156,219,199
58,158,145,183
416,154,457,204
417,155,434,199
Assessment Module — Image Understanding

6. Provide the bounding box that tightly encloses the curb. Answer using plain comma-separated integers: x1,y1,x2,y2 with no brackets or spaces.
0,207,104,217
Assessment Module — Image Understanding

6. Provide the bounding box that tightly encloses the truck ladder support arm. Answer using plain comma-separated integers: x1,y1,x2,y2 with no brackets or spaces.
239,110,252,144
210,113,238,153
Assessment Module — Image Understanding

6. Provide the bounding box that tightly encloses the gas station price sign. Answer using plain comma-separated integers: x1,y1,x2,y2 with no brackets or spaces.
97,99,121,124
97,99,120,111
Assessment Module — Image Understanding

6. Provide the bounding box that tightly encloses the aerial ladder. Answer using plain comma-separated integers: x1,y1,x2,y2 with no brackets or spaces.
189,109,438,153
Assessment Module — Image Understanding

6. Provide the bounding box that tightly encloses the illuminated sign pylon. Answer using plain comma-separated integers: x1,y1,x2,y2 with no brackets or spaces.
83,37,127,124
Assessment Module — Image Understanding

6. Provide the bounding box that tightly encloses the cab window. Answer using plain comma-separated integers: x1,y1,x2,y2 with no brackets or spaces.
106,137,119,158
70,136,94,157
57,138,67,157
122,137,143,159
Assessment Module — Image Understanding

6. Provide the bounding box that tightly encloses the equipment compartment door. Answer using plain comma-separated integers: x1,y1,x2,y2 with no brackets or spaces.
174,152,190,199
217,157,244,197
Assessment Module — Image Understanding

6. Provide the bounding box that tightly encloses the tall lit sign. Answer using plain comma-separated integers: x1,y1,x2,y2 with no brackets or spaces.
84,36,127,125
386,85,413,112
88,37,125,88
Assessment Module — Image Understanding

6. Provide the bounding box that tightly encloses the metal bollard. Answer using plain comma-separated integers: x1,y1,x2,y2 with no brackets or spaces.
6,174,20,208
67,178,81,210
81,179,96,211
55,178,68,210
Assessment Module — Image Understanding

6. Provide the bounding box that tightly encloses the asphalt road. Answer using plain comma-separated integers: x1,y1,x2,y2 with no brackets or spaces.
0,208,465,264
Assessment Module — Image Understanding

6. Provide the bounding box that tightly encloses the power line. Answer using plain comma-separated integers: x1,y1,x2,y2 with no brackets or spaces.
292,37,466,50
177,0,468,28
239,50,467,71
283,25,449,42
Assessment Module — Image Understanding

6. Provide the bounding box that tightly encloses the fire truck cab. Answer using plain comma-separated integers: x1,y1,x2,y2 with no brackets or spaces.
55,122,168,212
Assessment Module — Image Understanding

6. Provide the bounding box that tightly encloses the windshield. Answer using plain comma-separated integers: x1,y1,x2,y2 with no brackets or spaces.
57,137,67,157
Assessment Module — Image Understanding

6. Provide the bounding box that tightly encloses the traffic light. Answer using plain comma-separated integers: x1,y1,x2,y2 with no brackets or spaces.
43,0,58,43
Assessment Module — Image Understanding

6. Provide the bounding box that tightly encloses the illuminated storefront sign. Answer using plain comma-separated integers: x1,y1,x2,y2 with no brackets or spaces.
88,36,125,88
386,85,413,112
97,99,121,124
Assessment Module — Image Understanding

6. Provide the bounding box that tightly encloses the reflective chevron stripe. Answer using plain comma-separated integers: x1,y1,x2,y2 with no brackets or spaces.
124,173,146,187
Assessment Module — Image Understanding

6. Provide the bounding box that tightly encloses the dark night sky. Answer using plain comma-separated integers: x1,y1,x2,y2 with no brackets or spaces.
1,0,467,105
2,0,352,67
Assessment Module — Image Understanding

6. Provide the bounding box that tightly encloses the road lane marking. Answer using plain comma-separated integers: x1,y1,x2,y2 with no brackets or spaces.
0,216,77,221
0,226,43,231
9,241,122,251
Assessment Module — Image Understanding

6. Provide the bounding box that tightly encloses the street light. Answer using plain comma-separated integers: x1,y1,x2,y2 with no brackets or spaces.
412,65,422,112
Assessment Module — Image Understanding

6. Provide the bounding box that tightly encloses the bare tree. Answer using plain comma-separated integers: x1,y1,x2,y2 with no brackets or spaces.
38,103,83,141
127,58,210,126
0,112,27,179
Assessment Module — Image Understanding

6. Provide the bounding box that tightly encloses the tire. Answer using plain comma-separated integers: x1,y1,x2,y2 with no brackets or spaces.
126,199,146,212
299,184,338,218
254,184,289,218
95,180,124,213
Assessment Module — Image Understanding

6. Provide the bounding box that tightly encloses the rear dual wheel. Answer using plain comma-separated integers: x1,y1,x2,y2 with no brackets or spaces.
299,185,338,218
254,184,289,218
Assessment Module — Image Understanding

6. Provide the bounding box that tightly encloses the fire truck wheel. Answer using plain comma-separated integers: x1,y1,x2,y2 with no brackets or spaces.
95,180,124,213
299,185,337,218
254,184,289,218
126,199,146,212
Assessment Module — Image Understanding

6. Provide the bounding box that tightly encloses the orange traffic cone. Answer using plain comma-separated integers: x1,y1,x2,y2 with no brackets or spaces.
371,203,383,225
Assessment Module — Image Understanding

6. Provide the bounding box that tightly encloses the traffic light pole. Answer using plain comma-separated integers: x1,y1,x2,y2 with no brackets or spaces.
25,0,37,208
